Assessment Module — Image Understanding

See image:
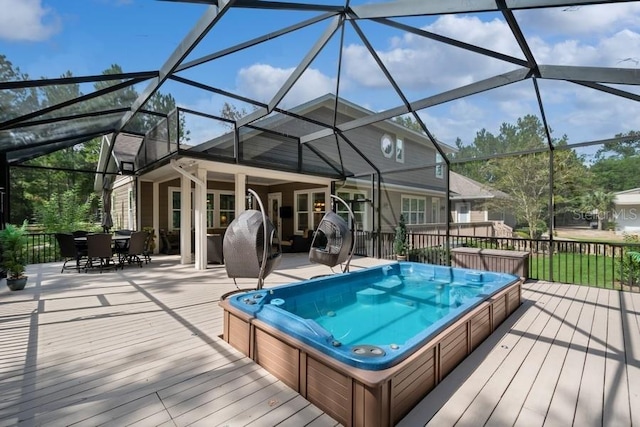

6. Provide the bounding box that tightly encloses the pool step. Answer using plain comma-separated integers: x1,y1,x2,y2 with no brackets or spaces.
356,287,389,304
374,276,403,291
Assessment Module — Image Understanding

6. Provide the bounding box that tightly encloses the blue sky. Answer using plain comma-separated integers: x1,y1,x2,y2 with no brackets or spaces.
1,0,639,158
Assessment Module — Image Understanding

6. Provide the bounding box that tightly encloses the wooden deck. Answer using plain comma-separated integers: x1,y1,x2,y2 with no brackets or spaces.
400,280,640,427
1,255,639,426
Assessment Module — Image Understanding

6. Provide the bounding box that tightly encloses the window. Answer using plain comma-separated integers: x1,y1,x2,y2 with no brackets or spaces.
336,190,368,230
169,188,235,230
381,134,394,158
431,197,441,223
402,196,426,225
295,189,327,233
396,138,404,163
219,193,235,227
206,193,215,228
128,189,135,229
171,189,182,230
435,153,444,179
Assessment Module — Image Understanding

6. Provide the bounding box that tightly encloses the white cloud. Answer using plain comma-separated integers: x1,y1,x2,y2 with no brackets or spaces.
0,0,61,42
516,3,640,36
236,64,336,108
342,15,522,94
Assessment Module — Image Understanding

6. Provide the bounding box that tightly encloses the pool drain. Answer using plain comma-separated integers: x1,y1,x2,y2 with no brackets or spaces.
351,345,386,357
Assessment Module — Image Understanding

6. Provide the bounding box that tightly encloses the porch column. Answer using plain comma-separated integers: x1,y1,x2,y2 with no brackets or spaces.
235,173,246,217
153,181,160,254
180,175,192,264
194,167,207,270
0,152,7,228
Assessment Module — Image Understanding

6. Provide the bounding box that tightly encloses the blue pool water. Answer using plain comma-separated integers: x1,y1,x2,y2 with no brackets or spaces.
228,262,518,370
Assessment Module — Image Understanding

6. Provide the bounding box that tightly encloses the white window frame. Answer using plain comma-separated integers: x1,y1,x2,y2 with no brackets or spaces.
294,189,329,234
336,189,369,230
431,197,441,223
401,195,427,225
218,191,235,228
435,153,444,179
395,138,404,163
169,188,236,231
456,201,471,223
127,188,134,229
168,187,191,231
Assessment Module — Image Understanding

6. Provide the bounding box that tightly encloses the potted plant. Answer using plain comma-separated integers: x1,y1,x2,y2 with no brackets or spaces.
0,221,29,291
394,214,408,261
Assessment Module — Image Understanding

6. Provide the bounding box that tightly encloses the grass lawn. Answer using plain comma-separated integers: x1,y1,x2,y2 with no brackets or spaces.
531,252,620,288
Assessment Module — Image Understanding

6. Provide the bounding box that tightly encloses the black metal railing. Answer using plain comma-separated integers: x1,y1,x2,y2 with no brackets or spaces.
354,231,640,291
23,231,640,291
24,232,62,264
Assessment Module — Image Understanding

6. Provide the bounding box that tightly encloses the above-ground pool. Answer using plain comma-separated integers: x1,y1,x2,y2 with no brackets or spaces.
225,262,518,370
220,262,522,427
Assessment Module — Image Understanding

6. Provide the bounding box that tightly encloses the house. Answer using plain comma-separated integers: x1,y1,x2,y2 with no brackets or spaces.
97,95,510,268
613,188,640,234
449,172,515,228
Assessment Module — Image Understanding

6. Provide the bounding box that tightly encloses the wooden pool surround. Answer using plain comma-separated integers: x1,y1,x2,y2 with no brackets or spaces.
220,279,522,427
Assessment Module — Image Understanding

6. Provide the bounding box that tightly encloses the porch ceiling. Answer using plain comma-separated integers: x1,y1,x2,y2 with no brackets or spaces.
139,157,333,187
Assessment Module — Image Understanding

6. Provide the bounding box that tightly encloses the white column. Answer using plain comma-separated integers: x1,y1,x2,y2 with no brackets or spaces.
152,181,159,254
194,167,207,270
235,173,246,218
180,175,192,264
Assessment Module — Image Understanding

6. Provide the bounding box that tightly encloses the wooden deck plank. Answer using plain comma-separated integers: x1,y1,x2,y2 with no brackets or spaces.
514,284,590,426
602,290,631,427
0,338,233,420
168,373,278,426
195,385,300,426
573,288,609,427
621,291,640,427
244,395,316,427
484,283,582,426
541,285,599,427
71,392,167,427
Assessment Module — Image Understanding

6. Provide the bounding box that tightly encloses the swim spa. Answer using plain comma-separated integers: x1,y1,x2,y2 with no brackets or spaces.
220,262,522,427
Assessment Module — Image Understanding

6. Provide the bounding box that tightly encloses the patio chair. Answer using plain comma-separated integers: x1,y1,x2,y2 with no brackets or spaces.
308,195,355,274
121,231,146,267
142,231,153,264
160,229,179,255
112,234,130,262
84,233,119,273
56,233,86,273
223,189,281,291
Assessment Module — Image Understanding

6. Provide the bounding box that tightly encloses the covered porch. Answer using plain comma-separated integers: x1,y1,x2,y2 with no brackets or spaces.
2,255,638,426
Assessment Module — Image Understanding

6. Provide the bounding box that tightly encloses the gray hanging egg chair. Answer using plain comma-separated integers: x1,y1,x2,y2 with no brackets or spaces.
223,189,282,290
309,194,355,273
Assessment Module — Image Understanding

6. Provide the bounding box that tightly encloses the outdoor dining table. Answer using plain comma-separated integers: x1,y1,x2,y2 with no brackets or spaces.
74,234,131,270
73,234,131,247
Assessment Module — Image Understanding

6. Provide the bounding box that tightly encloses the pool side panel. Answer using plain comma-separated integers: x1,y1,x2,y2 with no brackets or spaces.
220,279,522,427
255,328,299,391
306,356,352,426
470,304,492,351
391,346,437,423
438,321,469,381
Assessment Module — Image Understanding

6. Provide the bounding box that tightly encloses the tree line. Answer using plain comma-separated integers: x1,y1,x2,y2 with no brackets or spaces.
1,54,178,228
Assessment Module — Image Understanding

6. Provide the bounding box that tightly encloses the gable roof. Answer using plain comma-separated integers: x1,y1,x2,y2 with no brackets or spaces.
449,171,508,200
